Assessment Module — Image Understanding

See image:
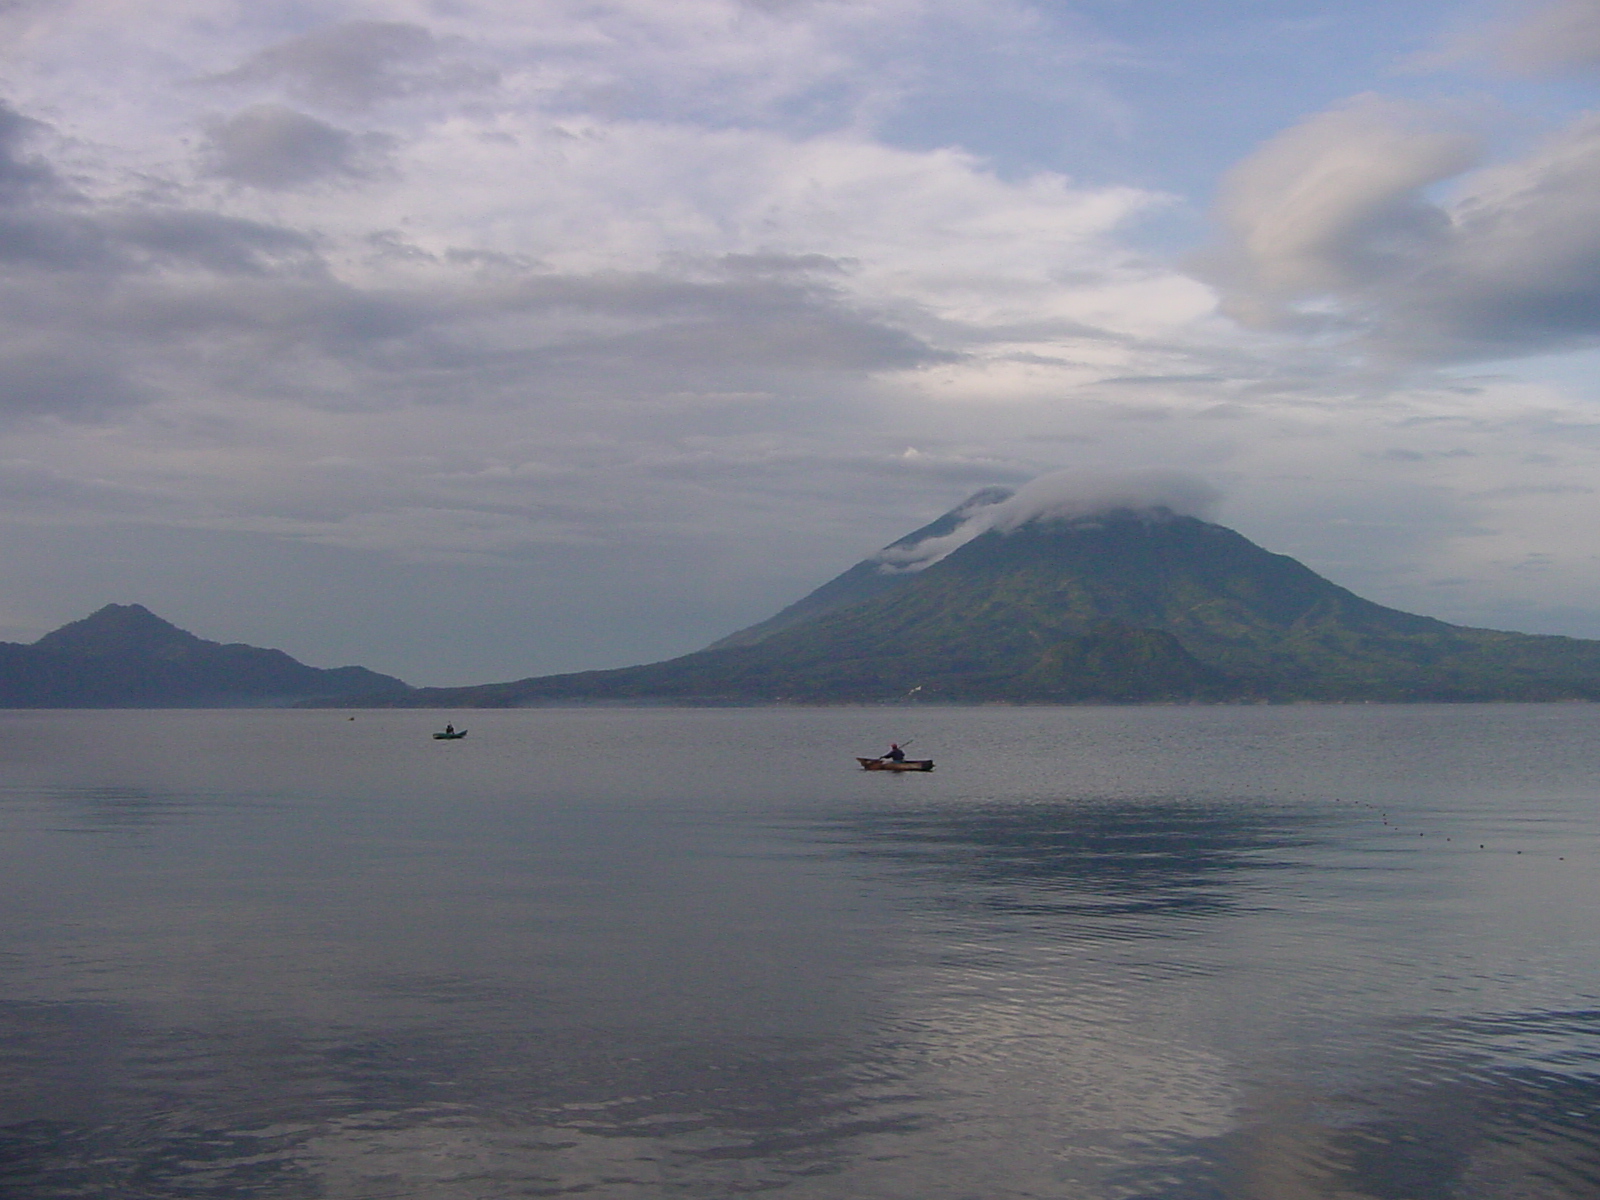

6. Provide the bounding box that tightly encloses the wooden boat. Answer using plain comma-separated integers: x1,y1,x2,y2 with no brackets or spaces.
857,756,933,772
433,729,468,740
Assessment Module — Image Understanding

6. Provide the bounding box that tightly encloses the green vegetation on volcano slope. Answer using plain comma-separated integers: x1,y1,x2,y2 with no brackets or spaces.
393,508,1600,706
843,516,1600,701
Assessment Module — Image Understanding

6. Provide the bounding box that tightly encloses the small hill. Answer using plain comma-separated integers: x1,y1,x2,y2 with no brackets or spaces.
384,492,1600,706
0,604,409,707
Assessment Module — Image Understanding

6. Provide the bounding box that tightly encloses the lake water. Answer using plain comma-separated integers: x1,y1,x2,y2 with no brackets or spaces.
2,705,1599,1199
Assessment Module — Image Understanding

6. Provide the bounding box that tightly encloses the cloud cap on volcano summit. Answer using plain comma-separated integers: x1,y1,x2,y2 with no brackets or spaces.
987,468,1223,530
876,470,1223,573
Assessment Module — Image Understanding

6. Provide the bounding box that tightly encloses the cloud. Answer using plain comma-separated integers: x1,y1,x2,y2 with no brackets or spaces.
0,100,62,203
0,39,1168,453
987,467,1222,528
0,99,341,421
490,265,949,376
107,210,319,274
202,105,392,189
875,468,1222,571
0,347,148,417
1494,0,1600,75
1413,114,1600,352
0,102,949,437
1202,96,1479,331
1203,93,1600,363
203,21,490,110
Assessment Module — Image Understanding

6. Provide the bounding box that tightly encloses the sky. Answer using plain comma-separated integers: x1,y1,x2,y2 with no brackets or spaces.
6,0,1600,684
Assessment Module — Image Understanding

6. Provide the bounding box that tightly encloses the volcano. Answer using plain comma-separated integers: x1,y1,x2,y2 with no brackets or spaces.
394,490,1600,705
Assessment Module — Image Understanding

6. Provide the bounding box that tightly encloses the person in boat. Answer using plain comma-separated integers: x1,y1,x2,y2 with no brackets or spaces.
883,743,906,763
444,723,455,735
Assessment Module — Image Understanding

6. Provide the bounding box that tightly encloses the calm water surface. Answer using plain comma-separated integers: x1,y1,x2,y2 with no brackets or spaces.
2,705,1599,1198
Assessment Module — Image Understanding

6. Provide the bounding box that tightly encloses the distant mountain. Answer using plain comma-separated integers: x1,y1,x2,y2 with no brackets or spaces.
384,492,1600,706
0,604,409,707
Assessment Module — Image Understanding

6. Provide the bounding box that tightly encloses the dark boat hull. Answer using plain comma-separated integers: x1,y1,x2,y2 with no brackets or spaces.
433,731,468,740
857,756,933,772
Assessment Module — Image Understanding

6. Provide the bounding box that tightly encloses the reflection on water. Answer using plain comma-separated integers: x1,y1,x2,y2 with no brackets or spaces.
1,705,1599,1197
831,797,1309,922
0,1013,919,1198
1128,1007,1600,1200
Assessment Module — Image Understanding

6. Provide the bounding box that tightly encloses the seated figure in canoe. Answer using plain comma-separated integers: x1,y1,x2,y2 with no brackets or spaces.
857,747,933,771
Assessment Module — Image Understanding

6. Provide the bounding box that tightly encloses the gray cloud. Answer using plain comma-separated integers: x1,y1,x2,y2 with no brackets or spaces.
0,212,113,270
204,21,494,110
486,269,948,378
0,347,147,417
533,308,942,377
0,99,316,276
0,99,943,434
203,105,392,189
1202,95,1600,363
107,210,319,274
0,100,347,421
707,252,851,279
0,97,354,421
0,208,316,276
0,100,61,204
1495,0,1600,75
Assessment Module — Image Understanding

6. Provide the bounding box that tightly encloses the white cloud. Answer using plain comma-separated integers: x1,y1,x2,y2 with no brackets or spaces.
1204,93,1600,364
875,468,1221,571
986,467,1221,529
1205,95,1478,322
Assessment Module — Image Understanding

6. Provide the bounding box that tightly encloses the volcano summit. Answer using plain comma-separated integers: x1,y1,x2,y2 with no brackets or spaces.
394,482,1600,706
